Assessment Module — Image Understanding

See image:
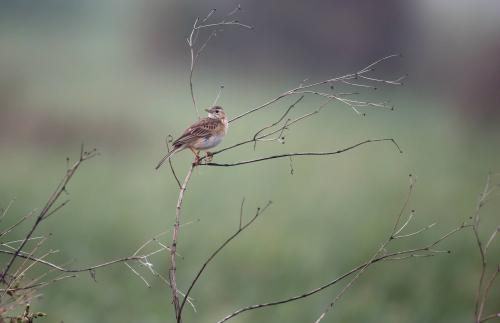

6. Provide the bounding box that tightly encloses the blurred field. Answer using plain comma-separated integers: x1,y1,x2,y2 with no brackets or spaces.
1,1,499,323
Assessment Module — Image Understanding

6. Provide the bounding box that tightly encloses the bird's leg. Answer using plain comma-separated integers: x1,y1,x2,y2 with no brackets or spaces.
205,151,214,163
189,147,201,165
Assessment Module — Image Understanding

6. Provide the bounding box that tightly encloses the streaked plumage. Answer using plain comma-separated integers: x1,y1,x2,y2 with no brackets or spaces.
155,106,228,169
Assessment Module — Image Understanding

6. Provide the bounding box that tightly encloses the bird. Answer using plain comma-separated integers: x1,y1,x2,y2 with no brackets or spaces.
155,106,228,169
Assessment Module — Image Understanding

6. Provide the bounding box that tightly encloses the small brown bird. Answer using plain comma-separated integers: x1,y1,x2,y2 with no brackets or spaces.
155,106,228,169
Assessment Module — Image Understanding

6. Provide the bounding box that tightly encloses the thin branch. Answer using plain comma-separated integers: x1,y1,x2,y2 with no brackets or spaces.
474,175,493,322
0,274,77,293
473,173,500,323
212,85,224,106
0,248,170,274
218,178,466,322
1,146,98,283
239,197,245,230
0,210,35,238
217,224,465,323
125,262,151,288
203,138,402,167
252,96,304,145
480,312,500,323
314,175,417,322
229,54,403,123
186,7,252,119
478,267,499,323
166,135,182,189
178,201,271,317
0,198,15,222
485,226,499,250
203,97,333,162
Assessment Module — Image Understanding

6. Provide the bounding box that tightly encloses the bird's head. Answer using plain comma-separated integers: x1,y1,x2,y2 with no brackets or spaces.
205,106,226,120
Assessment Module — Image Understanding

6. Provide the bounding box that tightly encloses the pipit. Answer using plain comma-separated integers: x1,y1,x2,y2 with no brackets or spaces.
155,106,228,169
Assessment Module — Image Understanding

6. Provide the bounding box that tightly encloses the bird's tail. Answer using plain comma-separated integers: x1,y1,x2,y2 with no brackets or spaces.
155,145,182,170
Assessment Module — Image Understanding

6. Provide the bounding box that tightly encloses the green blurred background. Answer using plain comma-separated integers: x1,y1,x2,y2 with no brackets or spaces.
1,1,499,322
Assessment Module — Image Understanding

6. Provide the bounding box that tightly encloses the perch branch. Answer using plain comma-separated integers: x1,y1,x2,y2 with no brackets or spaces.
170,161,196,323
202,138,402,167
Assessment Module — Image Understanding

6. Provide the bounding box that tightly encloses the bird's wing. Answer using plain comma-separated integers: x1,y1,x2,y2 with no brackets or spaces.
173,118,219,146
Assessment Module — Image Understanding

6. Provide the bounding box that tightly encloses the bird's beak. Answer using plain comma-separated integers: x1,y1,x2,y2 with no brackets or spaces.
204,108,210,112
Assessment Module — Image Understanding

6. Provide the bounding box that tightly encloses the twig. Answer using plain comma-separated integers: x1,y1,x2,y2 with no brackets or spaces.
480,312,500,322
202,97,333,162
252,96,304,147
186,7,252,119
0,248,170,274
239,198,245,230
0,274,77,293
166,135,182,189
0,199,15,222
0,210,35,238
212,85,224,106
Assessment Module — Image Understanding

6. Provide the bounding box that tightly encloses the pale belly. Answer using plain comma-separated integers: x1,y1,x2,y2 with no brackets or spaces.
193,134,225,150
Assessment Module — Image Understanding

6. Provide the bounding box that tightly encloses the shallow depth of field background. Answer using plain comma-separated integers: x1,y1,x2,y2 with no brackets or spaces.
1,1,499,322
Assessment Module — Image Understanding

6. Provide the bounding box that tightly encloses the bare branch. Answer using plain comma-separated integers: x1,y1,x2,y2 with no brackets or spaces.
212,84,224,106
0,248,169,274
186,7,252,119
203,138,402,167
473,173,500,323
218,180,466,323
178,201,272,317
170,161,197,323
229,54,404,123
0,210,35,238
1,146,98,283
166,135,182,189
0,198,15,222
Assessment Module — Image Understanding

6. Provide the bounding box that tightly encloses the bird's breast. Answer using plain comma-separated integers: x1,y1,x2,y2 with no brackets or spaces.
194,134,225,150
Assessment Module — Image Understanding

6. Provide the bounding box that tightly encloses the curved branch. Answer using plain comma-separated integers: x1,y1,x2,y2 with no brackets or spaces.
178,201,272,317
1,145,98,283
0,249,166,274
203,138,402,167
229,54,403,123
218,222,467,323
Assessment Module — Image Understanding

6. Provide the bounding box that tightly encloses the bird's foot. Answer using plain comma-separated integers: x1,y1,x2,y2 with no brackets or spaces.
193,154,201,166
205,151,214,163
